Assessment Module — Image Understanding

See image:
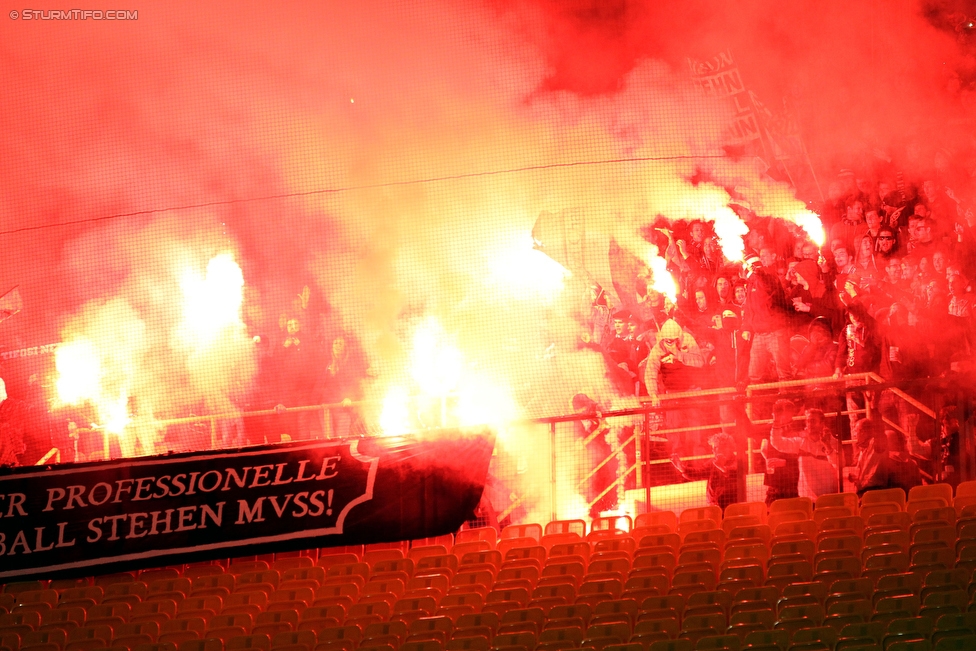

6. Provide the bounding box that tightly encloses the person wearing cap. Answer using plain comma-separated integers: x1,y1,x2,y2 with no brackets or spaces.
643,318,705,454
741,254,793,384
643,318,705,401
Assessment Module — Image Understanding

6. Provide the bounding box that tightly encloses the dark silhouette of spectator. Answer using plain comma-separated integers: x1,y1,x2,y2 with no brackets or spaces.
795,318,837,380
885,429,922,493
571,393,617,518
741,254,793,383
761,399,800,505
0,378,26,467
835,300,882,426
829,199,869,255
672,432,739,511
848,418,888,497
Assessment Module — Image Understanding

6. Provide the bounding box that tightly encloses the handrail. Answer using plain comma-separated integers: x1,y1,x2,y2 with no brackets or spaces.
637,372,879,404
67,371,928,433
867,372,937,418
36,448,59,464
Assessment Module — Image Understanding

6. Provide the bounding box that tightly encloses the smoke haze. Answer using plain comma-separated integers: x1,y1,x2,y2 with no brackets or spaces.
0,1,973,514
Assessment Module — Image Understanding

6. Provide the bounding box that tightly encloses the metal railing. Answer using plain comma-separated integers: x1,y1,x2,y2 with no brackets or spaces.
531,372,945,521
43,372,965,528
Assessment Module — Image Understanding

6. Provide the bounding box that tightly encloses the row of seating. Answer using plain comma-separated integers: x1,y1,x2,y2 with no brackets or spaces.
2,484,976,651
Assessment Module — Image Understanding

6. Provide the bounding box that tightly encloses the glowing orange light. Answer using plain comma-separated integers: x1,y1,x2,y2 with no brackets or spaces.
489,232,570,300
793,211,826,247
379,385,412,436
710,206,749,261
54,339,102,405
102,393,131,435
410,317,463,397
647,255,677,303
179,253,245,346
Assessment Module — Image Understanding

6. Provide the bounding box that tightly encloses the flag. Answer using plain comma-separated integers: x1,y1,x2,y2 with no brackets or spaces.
0,287,23,324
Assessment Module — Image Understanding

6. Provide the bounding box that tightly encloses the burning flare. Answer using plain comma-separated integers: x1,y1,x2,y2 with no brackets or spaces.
410,317,463,397
54,339,102,406
179,252,246,347
53,252,250,457
377,315,522,439
491,232,571,301
646,253,677,303
791,210,826,247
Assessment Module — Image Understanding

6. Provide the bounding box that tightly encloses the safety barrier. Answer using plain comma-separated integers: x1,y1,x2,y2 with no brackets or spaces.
44,372,970,531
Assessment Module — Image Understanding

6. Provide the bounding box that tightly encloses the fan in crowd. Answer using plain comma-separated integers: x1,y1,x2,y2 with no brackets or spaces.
587,162,976,487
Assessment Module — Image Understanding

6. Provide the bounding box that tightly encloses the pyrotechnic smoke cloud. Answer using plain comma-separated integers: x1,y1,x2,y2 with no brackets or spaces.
54,217,256,435
0,0,973,513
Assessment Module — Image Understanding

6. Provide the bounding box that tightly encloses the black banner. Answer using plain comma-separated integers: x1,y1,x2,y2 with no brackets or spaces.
0,430,495,579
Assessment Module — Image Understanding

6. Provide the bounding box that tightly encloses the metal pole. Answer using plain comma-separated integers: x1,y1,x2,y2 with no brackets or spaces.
962,389,975,483
550,422,557,524
747,436,754,474
864,377,873,421
934,392,945,482
734,398,748,505
642,409,651,516
834,396,845,494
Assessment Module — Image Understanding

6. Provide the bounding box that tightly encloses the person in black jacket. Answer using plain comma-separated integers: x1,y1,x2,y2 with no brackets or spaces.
741,254,794,384
671,432,739,511
760,399,800,505
834,301,882,374
834,300,882,428
885,429,922,493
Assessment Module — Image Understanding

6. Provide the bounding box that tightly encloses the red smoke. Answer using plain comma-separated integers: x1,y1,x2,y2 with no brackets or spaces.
0,0,973,435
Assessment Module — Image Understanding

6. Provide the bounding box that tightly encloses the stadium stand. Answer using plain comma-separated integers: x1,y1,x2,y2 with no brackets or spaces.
5,482,976,651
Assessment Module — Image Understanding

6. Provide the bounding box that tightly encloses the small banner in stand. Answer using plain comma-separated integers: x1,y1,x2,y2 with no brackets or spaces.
0,430,495,579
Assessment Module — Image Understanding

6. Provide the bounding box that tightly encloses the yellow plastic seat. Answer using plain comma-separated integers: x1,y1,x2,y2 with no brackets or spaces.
636,513,678,534
861,490,907,512
454,527,498,550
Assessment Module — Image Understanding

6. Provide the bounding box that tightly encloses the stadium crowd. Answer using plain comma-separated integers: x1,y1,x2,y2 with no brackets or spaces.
586,166,976,506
